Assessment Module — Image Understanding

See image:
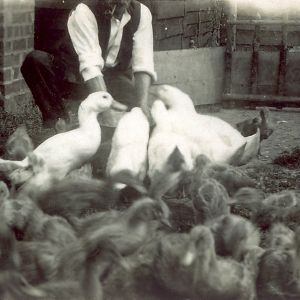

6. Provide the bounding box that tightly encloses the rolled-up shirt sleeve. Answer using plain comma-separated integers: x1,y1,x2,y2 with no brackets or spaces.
132,4,157,82
67,3,103,81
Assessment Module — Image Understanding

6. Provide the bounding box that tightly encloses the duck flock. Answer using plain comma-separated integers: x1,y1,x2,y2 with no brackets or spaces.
0,85,299,300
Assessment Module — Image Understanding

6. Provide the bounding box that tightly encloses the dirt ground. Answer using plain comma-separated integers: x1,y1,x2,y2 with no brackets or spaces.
208,107,300,193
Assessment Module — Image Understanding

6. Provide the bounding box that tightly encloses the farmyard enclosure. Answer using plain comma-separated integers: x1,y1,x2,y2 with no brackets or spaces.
0,0,300,300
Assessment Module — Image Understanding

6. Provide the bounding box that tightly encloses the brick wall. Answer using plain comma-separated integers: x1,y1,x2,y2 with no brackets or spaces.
0,0,35,113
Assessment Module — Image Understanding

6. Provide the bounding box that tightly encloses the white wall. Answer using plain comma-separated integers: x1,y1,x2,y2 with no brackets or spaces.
154,47,225,105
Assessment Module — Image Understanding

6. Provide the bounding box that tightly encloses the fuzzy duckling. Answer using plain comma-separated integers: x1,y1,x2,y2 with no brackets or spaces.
0,221,46,299
235,107,274,141
148,100,194,183
16,152,57,200
230,187,266,219
189,154,256,197
5,125,34,160
81,197,171,257
106,107,150,183
2,193,77,247
153,85,260,165
152,225,216,297
263,190,300,208
191,178,230,225
35,176,121,219
55,197,170,281
266,223,295,251
210,214,260,261
154,225,256,300
21,235,124,300
191,226,257,300
256,228,300,300
0,91,125,183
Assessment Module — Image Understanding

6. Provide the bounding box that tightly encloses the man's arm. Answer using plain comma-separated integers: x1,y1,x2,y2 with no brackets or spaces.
68,3,106,93
134,72,152,117
132,4,157,116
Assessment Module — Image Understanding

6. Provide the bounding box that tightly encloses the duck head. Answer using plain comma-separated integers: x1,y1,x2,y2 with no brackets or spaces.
79,91,127,117
127,197,171,229
150,85,195,111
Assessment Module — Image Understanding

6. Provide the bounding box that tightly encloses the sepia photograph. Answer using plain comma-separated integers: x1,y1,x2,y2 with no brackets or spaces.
0,0,299,299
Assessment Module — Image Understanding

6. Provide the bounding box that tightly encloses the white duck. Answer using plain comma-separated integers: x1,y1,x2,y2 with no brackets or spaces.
106,107,150,183
152,85,260,165
148,100,194,182
0,92,124,182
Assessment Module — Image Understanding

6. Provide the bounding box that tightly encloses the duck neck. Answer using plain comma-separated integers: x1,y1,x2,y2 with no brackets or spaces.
78,104,100,130
81,261,110,300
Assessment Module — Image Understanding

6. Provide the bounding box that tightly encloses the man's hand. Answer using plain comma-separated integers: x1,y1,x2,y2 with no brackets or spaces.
111,99,128,112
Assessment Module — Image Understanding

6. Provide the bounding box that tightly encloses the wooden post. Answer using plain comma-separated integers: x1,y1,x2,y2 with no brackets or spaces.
249,13,261,94
277,10,289,96
224,0,237,94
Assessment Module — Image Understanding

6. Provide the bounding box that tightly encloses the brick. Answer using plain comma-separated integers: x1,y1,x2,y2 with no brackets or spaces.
3,53,21,67
0,68,12,82
12,38,26,51
12,12,29,24
13,67,20,80
25,24,33,35
0,40,12,52
4,79,23,95
26,37,34,48
4,26,13,38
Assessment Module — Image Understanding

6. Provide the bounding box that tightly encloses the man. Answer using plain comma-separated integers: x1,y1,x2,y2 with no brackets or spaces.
21,0,156,131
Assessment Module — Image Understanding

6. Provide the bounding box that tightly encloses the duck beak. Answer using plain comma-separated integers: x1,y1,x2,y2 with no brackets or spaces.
111,99,128,112
160,217,173,230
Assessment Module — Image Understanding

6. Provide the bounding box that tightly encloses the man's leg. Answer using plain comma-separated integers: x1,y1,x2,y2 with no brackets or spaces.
21,50,69,126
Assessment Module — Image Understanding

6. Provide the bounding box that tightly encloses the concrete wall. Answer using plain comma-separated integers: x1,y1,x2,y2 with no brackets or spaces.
154,47,225,105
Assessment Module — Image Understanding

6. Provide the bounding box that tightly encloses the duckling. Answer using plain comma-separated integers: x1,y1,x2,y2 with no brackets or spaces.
230,187,266,219
152,226,204,297
35,176,122,219
17,152,57,200
191,178,230,224
256,245,300,300
233,187,265,203
236,116,261,138
263,190,299,208
148,146,187,201
106,107,150,183
16,240,59,284
148,100,194,183
154,225,256,300
266,223,295,251
22,234,124,300
80,197,171,257
210,214,260,261
5,125,34,160
1,91,124,184
154,85,260,165
2,193,77,247
189,154,256,197
0,221,46,299
191,226,256,300
259,107,274,141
